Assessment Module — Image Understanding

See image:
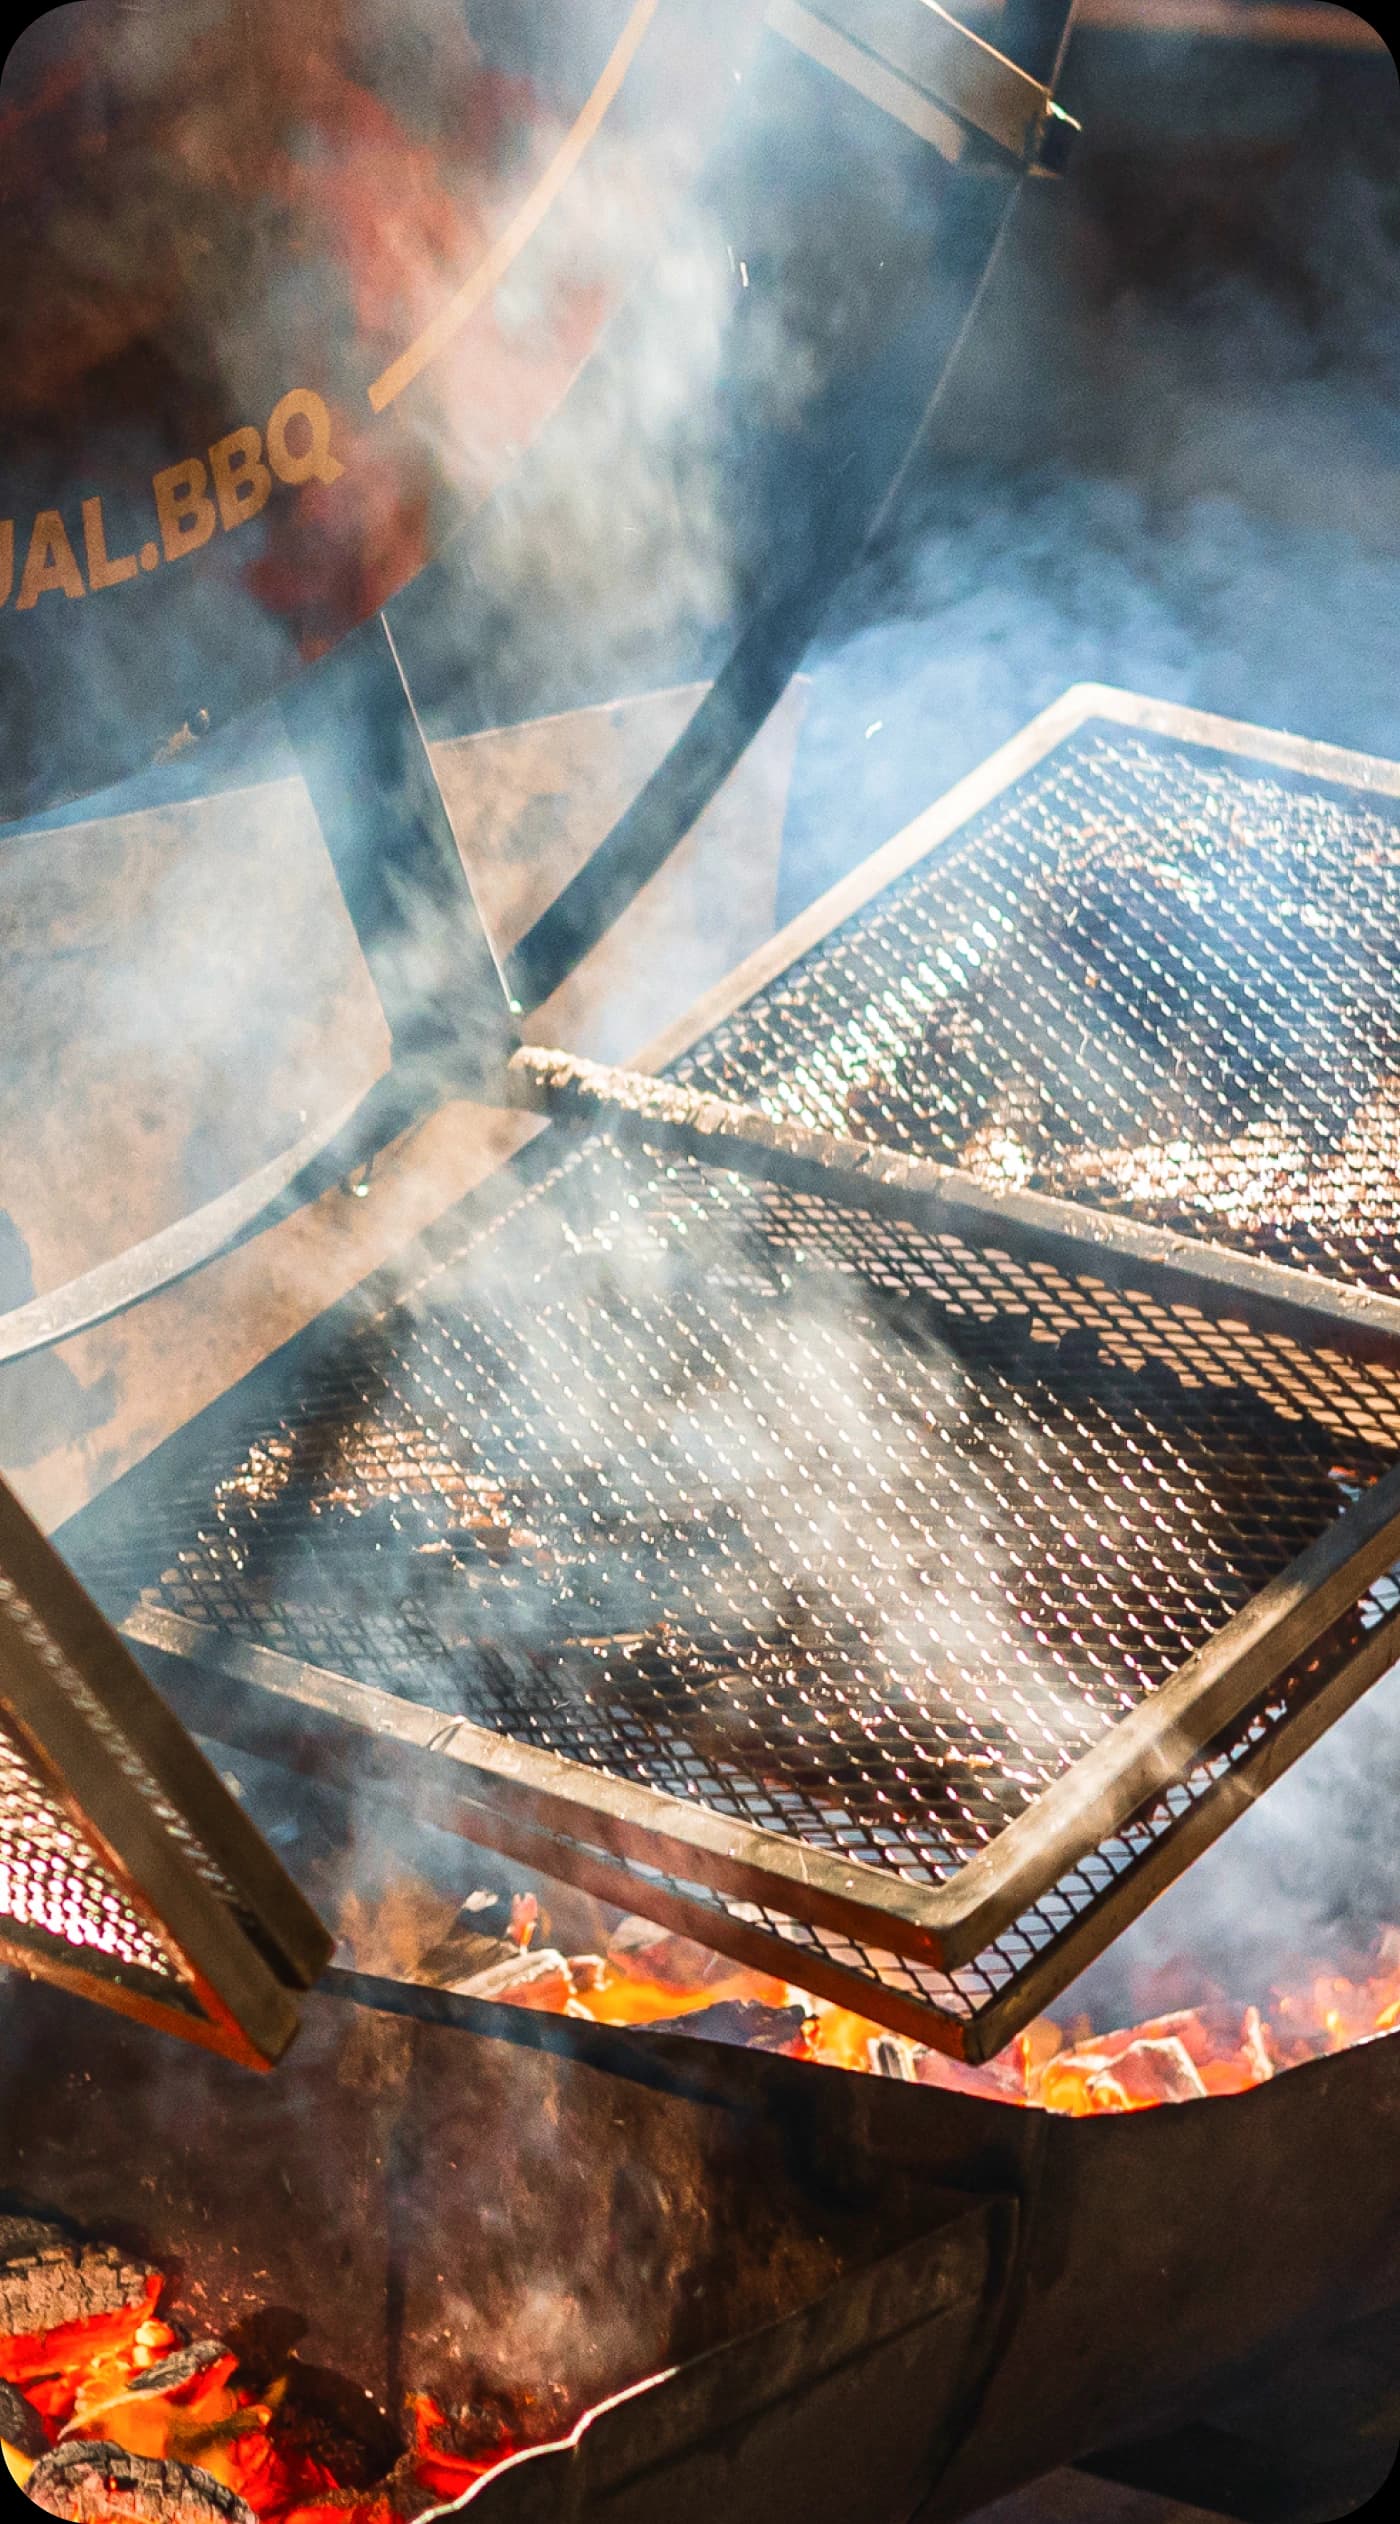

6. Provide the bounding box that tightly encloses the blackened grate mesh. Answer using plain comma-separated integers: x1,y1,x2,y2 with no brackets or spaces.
676,726,1400,1296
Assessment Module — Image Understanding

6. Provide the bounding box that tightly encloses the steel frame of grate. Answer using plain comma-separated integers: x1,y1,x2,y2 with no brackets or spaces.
1,1476,332,2066
80,686,1400,2061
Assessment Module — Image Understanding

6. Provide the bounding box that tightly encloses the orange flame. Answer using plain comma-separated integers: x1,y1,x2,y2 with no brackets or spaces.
8,1922,1399,2516
475,1912,1400,2117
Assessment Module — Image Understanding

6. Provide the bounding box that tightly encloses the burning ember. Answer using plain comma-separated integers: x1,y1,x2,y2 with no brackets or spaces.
6,1906,1400,2521
339,1880,1400,2112
0,2215,563,2521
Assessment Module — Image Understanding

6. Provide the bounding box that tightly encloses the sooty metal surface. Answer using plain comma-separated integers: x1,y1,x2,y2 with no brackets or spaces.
91,692,1400,2060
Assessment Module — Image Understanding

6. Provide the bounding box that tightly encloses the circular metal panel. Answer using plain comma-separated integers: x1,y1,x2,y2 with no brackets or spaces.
0,0,764,822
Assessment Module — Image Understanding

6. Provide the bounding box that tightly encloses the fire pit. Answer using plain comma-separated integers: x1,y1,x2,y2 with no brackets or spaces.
3,1951,1399,2524
7,683,1400,2522
8,1,1398,2510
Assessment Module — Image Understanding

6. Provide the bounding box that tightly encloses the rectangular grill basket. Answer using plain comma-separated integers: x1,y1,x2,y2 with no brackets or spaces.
85,687,1400,2061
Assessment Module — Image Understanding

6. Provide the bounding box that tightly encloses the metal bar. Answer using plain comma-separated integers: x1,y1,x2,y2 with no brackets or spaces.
280,611,519,1090
121,1606,968,1969
315,1965,793,2104
773,1,1071,163
507,1044,1400,1367
1,1479,330,2065
129,1617,983,2053
998,0,1080,84
0,1928,264,2068
767,0,967,159
960,1596,1400,2062
0,1087,370,1367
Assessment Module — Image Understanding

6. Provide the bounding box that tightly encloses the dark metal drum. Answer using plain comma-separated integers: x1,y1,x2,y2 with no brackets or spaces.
0,0,766,822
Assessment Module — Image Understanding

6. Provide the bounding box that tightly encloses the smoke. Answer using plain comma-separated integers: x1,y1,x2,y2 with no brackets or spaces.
1064,1651,1400,2032
5,1,1400,2108
780,18,1400,911
0,0,793,1500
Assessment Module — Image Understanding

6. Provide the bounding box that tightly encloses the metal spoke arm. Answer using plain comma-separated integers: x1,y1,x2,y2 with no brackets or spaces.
768,1,1079,170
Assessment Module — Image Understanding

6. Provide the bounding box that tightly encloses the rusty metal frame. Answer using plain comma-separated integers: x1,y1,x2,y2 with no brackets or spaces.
1,1477,331,2066
105,686,1400,2057
0,617,517,1370
123,1448,1400,2047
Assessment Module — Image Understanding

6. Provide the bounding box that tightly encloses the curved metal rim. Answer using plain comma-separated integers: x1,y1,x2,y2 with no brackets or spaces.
0,1084,379,1366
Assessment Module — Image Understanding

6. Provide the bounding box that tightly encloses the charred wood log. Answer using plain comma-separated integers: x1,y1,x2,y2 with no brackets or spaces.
0,2216,71,2263
0,2376,47,2458
26,2443,254,2524
0,2234,156,2340
413,1888,520,1989
126,2344,232,2399
605,1917,738,1991
452,1948,579,2010
640,1999,810,2052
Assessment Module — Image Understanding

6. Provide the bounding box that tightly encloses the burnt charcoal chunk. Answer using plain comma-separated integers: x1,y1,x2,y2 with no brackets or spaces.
0,2377,47,2457
26,2444,255,2524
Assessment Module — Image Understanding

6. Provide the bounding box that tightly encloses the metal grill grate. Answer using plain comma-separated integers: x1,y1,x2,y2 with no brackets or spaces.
1,1477,331,2064
91,692,1400,2058
0,1717,181,1996
122,1152,1400,1866
676,714,1400,1294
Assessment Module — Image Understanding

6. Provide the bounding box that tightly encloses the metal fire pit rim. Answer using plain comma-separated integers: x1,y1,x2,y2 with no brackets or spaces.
444,2193,1010,2524
310,1962,1400,2132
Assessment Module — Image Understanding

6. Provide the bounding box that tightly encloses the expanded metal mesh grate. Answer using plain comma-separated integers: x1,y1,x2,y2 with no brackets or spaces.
90,699,1400,2056
1,1477,331,2064
126,1155,1400,1864
0,1709,183,1998
677,724,1400,1295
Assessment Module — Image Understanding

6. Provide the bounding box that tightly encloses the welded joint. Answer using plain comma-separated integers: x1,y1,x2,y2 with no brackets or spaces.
767,0,1080,172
